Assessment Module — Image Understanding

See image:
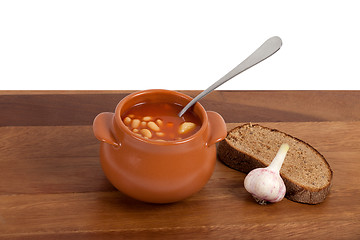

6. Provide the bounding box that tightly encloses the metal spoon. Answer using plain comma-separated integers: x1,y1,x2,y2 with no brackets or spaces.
178,36,282,117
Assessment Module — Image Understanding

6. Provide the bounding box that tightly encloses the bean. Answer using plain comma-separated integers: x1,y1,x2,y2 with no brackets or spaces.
156,132,165,137
178,122,197,134
141,121,147,127
156,119,163,126
123,117,132,125
142,116,152,121
140,129,152,138
131,119,140,128
148,121,160,131
128,114,135,118
133,133,142,138
132,128,139,133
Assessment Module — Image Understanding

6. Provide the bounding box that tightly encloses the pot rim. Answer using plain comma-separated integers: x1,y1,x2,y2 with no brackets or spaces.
114,89,208,145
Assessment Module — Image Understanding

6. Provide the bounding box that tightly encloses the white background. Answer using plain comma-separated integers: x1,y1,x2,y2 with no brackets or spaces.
1,0,359,90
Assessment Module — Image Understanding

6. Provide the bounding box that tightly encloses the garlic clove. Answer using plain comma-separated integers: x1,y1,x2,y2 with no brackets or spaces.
244,143,289,205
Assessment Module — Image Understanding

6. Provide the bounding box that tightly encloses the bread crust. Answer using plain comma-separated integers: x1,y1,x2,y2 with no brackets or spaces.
217,123,333,204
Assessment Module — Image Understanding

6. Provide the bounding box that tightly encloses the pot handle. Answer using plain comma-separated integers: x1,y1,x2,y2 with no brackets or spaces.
93,112,119,147
206,111,227,146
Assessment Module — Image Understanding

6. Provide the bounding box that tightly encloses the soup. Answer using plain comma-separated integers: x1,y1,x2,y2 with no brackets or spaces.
121,102,202,141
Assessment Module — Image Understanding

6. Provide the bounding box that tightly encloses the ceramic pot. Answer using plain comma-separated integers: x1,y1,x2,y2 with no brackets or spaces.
93,89,227,203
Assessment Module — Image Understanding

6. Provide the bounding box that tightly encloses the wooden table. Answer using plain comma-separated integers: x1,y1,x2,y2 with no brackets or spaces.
1,90,359,239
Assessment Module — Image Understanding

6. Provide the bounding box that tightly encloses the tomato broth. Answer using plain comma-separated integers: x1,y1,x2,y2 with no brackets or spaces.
121,102,202,141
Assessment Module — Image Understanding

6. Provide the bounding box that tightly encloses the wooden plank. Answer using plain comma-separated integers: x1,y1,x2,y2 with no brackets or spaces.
0,90,134,95
1,122,359,195
1,151,360,238
1,91,359,126
0,93,127,126
220,90,360,122
0,186,359,239
0,122,359,239
0,126,114,194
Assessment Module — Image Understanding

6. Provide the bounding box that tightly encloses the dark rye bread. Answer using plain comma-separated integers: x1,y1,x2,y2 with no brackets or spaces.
217,123,333,204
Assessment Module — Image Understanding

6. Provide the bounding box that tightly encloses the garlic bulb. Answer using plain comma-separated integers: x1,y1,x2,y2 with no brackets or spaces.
244,143,289,205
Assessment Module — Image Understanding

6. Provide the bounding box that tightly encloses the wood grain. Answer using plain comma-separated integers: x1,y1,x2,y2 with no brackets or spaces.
1,91,359,126
1,120,359,239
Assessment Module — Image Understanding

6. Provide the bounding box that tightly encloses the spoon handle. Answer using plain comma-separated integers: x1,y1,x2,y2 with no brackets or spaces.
178,36,282,117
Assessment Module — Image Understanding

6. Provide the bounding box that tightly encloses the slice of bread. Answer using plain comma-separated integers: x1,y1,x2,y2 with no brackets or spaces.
217,123,333,204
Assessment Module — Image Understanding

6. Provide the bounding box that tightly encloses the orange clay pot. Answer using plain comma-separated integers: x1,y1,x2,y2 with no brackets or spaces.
93,89,227,203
